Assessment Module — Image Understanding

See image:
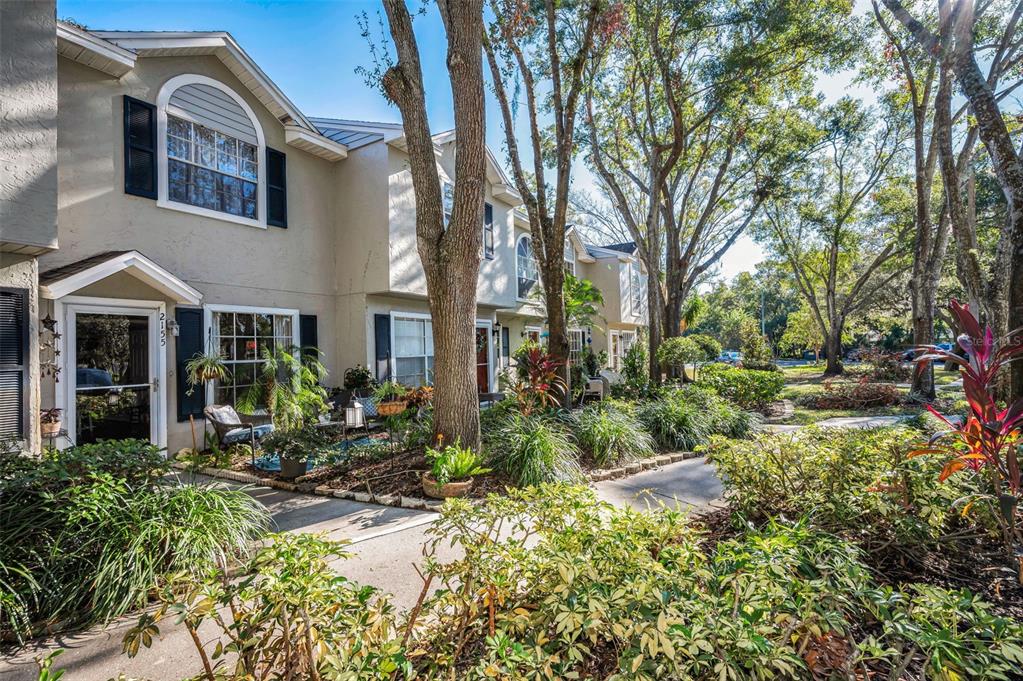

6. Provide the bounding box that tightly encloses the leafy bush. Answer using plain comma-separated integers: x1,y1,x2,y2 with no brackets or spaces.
426,437,490,484
706,426,973,553
740,330,777,371
125,532,403,679
697,363,785,409
859,347,910,382
865,584,1023,680
0,442,269,641
687,333,722,364
511,346,568,414
262,423,334,463
575,401,655,467
619,338,650,397
656,336,707,376
797,377,901,409
416,486,873,680
636,385,754,451
486,412,582,486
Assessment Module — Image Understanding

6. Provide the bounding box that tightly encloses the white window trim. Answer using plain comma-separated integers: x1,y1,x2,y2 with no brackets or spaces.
54,296,168,451
202,303,300,406
389,311,434,386
156,74,267,229
524,325,542,343
516,234,538,302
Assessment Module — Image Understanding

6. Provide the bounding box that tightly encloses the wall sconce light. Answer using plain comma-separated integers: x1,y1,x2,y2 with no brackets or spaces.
167,319,180,337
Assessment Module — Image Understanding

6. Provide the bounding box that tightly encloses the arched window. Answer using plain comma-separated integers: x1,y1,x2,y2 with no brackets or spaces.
157,74,266,227
564,236,576,276
516,235,538,300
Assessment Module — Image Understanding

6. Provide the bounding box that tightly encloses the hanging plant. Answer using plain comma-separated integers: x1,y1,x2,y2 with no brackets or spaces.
185,352,229,395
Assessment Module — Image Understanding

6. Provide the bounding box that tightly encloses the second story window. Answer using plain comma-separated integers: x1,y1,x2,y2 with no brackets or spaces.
157,74,266,227
442,182,454,227
483,203,495,259
517,235,538,299
564,236,576,276
167,115,258,220
631,261,644,315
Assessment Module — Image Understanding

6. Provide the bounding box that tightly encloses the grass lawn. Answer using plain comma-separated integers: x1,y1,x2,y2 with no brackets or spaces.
784,404,925,425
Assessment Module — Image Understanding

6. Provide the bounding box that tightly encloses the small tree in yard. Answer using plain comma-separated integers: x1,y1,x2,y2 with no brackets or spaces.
657,337,709,382
370,0,487,448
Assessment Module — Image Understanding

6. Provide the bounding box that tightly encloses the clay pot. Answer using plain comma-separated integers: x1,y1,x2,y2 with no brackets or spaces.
279,456,307,480
41,420,61,437
422,472,473,499
376,400,408,417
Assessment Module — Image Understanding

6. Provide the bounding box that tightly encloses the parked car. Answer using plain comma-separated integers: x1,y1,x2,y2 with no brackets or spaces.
716,351,742,365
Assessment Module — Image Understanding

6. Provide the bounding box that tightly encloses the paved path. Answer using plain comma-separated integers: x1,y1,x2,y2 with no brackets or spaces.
0,461,724,681
2,410,925,681
760,415,911,434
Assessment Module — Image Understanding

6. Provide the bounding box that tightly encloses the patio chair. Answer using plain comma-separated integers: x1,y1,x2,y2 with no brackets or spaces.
581,377,608,403
204,404,274,455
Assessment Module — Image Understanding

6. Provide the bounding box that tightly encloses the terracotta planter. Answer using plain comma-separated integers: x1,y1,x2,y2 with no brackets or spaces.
41,420,61,437
422,472,473,499
377,400,408,417
279,456,307,480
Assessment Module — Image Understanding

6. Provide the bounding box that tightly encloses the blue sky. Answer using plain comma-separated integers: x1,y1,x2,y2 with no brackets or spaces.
59,0,872,281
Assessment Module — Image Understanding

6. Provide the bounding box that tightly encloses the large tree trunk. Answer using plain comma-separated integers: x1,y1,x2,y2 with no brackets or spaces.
646,272,663,386
381,0,485,448
540,249,570,403
824,316,844,376
909,287,936,398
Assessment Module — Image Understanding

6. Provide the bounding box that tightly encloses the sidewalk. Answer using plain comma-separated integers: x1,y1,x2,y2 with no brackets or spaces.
0,461,725,681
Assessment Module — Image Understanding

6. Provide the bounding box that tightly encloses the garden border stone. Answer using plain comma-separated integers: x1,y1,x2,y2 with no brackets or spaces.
169,450,702,514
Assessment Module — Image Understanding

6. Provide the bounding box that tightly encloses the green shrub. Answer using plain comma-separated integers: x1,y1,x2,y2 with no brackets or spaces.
417,486,874,680
706,426,974,552
0,442,269,641
697,363,784,408
486,412,582,486
125,532,403,679
636,385,754,450
575,401,655,467
865,584,1023,680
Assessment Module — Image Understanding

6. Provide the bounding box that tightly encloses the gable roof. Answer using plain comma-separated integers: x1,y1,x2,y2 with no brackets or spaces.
58,24,346,161
600,241,638,254
40,250,202,304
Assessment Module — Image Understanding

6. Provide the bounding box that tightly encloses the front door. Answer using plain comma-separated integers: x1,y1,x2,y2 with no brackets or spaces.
475,325,491,393
67,303,162,446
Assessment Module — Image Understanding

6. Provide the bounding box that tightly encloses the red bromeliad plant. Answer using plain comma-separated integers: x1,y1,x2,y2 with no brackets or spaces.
513,347,568,415
910,299,1023,560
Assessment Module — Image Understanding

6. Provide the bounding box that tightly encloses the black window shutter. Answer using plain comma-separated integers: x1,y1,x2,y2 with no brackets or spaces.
266,147,288,228
501,326,510,360
374,314,391,382
299,314,318,360
0,288,27,439
483,203,495,259
123,95,157,199
175,307,205,421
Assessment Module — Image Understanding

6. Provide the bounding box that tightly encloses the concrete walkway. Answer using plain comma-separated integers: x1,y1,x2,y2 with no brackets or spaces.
1,462,724,681
760,414,911,434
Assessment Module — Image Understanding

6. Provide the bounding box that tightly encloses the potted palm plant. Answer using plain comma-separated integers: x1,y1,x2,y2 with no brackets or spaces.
373,380,409,417
422,437,490,499
40,408,62,437
238,345,330,476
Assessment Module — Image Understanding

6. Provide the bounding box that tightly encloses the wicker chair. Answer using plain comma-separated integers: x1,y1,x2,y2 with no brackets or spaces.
203,404,274,454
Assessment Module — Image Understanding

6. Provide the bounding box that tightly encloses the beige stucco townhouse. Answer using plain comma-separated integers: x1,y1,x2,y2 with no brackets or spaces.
0,5,646,455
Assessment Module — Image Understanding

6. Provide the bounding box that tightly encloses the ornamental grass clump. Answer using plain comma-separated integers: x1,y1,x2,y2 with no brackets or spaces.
636,385,753,451
575,401,655,467
0,440,270,642
486,412,582,486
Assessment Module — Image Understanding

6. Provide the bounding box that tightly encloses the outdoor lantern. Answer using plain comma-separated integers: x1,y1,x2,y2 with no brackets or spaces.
345,399,365,428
